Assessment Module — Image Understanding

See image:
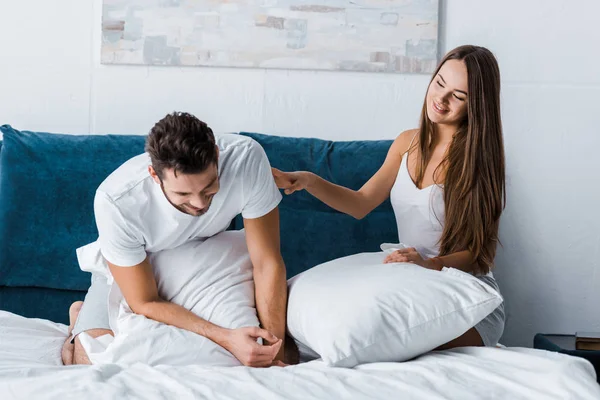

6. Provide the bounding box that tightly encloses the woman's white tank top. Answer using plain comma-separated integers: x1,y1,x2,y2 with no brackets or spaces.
390,145,445,259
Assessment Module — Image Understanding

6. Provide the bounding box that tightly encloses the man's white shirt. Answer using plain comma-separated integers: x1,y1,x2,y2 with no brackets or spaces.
77,134,282,281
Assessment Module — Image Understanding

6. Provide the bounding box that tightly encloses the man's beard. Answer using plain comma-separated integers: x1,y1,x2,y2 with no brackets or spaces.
176,201,212,217
159,180,212,217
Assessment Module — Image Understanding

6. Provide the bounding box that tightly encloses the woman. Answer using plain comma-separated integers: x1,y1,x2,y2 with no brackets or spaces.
273,45,506,348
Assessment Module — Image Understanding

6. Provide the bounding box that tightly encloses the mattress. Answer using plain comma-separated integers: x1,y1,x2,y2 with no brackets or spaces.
0,311,598,400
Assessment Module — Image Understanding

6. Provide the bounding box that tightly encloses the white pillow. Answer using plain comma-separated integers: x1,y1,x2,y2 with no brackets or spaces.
287,252,503,368
83,230,259,366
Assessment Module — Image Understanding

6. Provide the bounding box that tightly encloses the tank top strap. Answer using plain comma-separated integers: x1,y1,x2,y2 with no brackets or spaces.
405,131,418,156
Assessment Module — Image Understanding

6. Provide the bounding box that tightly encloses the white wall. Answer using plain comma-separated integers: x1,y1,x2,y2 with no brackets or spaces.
1,0,598,346
442,0,600,347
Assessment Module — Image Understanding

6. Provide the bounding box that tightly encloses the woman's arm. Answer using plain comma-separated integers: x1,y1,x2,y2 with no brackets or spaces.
272,130,416,220
384,248,482,274
430,250,479,273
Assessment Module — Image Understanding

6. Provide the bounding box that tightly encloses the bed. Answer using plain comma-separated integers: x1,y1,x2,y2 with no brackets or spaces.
1,311,598,399
1,129,598,399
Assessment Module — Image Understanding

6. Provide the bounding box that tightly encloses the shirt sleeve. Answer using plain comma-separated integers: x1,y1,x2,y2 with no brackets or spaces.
94,191,147,267
241,139,283,219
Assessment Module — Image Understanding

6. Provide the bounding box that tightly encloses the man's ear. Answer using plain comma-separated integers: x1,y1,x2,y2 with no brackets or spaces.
215,145,220,161
148,165,161,184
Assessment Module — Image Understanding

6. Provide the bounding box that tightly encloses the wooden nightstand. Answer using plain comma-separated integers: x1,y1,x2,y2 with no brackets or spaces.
534,334,600,383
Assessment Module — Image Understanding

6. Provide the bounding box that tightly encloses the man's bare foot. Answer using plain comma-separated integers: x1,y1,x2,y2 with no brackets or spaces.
61,301,83,366
68,301,84,336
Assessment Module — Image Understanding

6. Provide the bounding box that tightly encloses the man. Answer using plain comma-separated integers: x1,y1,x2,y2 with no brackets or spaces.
61,112,287,367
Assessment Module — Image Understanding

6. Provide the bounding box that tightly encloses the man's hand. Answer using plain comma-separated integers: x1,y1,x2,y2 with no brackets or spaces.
221,326,282,367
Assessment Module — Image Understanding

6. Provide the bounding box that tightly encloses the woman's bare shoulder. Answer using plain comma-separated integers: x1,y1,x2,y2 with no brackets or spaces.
390,129,419,155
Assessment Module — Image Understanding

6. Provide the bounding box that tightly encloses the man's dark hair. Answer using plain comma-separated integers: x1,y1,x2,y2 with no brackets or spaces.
145,112,217,179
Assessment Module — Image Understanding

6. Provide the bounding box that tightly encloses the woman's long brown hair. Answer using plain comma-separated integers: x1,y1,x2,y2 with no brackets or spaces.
412,45,505,275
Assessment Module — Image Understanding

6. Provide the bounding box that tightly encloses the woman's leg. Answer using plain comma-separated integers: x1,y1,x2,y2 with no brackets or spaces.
435,327,484,350
436,301,506,350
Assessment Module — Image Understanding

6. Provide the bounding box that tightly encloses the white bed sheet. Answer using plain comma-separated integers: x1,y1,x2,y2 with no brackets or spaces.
0,311,598,400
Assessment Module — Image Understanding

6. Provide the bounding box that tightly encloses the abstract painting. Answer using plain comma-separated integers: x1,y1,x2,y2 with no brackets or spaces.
101,0,438,73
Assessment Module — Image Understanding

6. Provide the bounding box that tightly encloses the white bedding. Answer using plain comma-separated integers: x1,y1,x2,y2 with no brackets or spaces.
1,312,598,399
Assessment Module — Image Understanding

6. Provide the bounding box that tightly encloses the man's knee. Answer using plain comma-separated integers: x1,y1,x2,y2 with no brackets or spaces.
72,328,114,365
